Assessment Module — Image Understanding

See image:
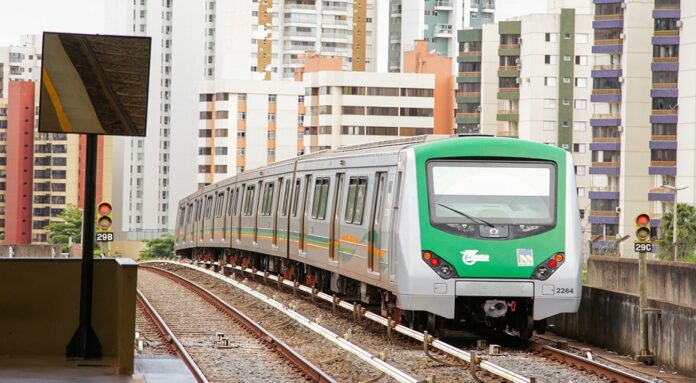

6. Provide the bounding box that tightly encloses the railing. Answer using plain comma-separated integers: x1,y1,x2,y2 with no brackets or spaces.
592,137,621,143
323,5,348,12
651,134,677,141
652,82,678,88
595,38,623,45
458,71,480,77
592,88,621,94
498,65,519,71
285,3,316,10
592,113,620,119
456,91,481,97
651,160,676,167
456,112,480,119
497,109,519,115
434,0,453,8
650,186,674,194
498,87,520,93
435,24,453,35
654,3,680,10
652,109,677,115
653,57,678,62
594,14,624,21
592,161,620,167
591,210,619,216
590,186,620,192
593,64,622,70
497,130,518,137
499,44,520,49
654,30,679,36
459,51,482,57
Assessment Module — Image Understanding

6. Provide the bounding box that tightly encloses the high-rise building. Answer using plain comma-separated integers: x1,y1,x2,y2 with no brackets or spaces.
0,34,42,98
107,0,380,237
456,8,593,254
196,80,304,185
588,0,694,256
387,0,495,72
0,81,112,244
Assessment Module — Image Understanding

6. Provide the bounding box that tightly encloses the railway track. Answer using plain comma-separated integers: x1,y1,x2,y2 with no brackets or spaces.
138,267,335,382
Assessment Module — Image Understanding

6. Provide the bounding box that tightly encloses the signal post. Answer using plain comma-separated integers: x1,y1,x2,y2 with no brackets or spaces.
634,214,656,364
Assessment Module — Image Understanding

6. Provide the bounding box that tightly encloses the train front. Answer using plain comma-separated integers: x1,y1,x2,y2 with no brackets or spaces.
394,137,582,337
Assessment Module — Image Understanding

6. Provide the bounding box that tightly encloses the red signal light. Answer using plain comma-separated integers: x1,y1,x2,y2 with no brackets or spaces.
98,202,112,215
430,258,440,267
548,259,558,268
636,214,650,226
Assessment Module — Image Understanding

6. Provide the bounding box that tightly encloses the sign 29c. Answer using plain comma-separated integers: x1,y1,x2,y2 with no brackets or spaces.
634,242,652,253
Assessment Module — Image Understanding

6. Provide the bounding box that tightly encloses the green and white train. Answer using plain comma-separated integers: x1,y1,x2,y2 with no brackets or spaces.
175,135,582,338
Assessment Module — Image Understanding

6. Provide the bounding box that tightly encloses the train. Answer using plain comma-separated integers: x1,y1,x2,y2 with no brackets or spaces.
174,135,582,338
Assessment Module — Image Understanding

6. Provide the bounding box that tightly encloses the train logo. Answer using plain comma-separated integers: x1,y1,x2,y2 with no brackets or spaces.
461,250,490,266
516,248,534,266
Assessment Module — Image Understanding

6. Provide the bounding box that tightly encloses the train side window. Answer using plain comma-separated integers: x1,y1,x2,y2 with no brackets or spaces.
227,188,234,216
186,203,192,224
292,179,301,217
311,178,330,220
205,195,213,219
260,182,275,216
345,177,368,224
179,207,186,227
243,185,256,216
233,187,240,215
281,179,291,216
216,191,224,217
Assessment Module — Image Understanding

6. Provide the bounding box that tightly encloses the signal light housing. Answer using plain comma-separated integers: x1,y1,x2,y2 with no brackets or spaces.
635,213,651,242
96,202,113,232
422,250,457,279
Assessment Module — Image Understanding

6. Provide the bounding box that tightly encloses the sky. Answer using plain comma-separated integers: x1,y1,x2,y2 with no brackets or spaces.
0,0,104,46
0,0,552,47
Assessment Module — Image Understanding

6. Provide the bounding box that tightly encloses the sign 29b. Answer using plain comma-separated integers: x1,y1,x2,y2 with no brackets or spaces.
96,232,114,242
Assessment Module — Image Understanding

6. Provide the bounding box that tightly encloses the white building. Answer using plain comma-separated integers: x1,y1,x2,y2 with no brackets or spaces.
0,35,42,98
302,70,435,152
386,0,495,73
196,80,304,185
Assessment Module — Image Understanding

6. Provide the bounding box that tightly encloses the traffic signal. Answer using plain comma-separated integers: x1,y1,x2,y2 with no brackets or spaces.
96,202,113,232
635,213,651,242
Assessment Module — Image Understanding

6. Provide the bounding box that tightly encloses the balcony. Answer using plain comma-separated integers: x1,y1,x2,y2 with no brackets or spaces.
588,210,619,225
593,88,620,94
590,114,621,127
594,38,622,45
499,43,520,50
652,82,678,88
654,29,679,36
285,3,316,11
456,91,481,98
592,162,620,168
653,56,678,63
497,109,519,121
434,24,453,38
456,112,480,119
590,185,620,192
594,14,623,21
652,109,677,115
651,134,677,141
458,71,481,77
591,88,622,103
434,0,454,10
592,136,621,143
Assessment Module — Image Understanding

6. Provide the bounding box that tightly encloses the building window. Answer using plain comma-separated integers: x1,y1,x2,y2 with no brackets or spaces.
563,55,571,61
563,77,571,84
575,165,585,176
573,143,586,153
573,121,587,131
575,55,587,65
268,94,277,102
564,32,571,39
543,99,556,109
345,177,367,225
543,120,555,131
576,33,588,43
574,99,587,109
544,77,557,87
544,55,558,65
575,77,587,87
545,33,558,42
562,99,570,106
237,112,246,120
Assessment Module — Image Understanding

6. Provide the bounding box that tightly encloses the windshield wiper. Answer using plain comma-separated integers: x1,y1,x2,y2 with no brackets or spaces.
437,203,494,227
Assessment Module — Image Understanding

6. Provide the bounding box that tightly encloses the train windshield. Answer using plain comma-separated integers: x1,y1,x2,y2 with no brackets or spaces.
427,160,556,226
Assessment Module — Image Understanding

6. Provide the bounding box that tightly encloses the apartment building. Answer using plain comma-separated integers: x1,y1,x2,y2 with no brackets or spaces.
301,70,436,152
589,0,696,256
196,80,304,185
0,34,41,98
387,0,495,72
212,0,378,80
456,9,594,254
1,81,111,244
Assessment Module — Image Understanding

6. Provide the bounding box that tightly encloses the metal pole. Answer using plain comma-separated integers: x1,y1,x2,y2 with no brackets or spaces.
66,133,102,359
672,198,678,261
638,251,649,356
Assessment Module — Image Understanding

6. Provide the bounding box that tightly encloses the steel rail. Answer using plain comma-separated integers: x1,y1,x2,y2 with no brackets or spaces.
135,289,209,383
145,260,531,383
141,266,338,383
529,343,656,383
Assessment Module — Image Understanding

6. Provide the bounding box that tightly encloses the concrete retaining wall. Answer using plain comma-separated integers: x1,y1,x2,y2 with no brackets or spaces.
550,288,696,376
587,256,696,308
0,258,137,375
0,244,63,257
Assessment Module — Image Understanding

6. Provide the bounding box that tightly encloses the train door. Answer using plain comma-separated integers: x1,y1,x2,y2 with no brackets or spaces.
368,172,387,273
273,177,283,247
237,184,245,241
254,180,262,244
299,175,312,253
329,173,344,262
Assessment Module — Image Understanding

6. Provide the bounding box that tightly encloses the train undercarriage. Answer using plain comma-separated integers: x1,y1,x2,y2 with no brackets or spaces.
181,247,545,339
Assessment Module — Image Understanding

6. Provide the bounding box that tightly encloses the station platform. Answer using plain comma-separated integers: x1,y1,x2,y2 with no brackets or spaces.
0,356,195,382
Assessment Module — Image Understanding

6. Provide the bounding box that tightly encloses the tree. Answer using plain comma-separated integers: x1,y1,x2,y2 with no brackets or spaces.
658,203,696,261
139,235,175,260
46,204,82,251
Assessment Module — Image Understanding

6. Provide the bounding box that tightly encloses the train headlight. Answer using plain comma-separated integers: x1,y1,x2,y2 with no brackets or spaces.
532,252,565,281
422,250,457,279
